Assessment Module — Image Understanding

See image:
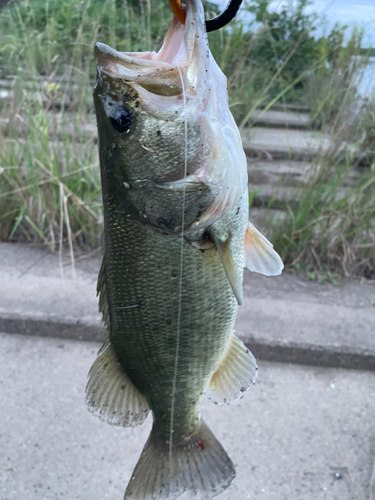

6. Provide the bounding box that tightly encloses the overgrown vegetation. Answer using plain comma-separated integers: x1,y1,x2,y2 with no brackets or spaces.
264,21,375,280
270,161,375,280
0,0,374,278
0,0,171,76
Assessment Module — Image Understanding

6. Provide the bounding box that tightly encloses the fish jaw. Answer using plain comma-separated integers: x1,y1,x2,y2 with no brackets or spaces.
94,0,210,107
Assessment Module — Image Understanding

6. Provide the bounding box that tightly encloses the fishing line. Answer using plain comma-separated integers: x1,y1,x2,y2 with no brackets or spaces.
169,65,188,465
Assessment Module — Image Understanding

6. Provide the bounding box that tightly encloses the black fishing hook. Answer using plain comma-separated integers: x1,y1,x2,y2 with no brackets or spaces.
205,0,243,32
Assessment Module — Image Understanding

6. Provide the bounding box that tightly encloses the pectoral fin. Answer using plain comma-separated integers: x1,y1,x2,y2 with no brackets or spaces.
244,221,284,276
209,225,243,306
206,333,257,404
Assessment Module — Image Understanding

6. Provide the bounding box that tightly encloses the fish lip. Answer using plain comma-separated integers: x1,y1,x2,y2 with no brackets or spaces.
95,42,173,71
94,42,174,81
94,3,205,86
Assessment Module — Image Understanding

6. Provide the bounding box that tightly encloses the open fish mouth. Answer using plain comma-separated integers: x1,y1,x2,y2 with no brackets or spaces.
94,0,209,98
94,37,183,96
94,0,248,234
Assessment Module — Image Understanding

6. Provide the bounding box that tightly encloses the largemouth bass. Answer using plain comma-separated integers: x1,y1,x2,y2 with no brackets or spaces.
86,0,283,498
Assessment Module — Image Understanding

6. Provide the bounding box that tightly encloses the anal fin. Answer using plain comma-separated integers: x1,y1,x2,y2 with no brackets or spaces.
245,221,284,276
85,339,150,427
206,333,258,404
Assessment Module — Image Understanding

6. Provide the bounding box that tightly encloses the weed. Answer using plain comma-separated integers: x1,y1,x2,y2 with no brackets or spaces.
0,0,374,279
269,156,375,279
0,90,102,249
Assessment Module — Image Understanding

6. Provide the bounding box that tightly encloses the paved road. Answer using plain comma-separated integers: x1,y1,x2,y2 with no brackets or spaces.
1,333,374,500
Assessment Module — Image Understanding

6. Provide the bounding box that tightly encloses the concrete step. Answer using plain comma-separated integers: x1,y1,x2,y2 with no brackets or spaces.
0,77,93,90
248,159,364,187
0,86,92,111
247,159,363,207
248,207,288,229
248,183,352,209
249,184,301,208
1,120,98,144
261,102,310,113
0,242,374,371
248,159,312,186
0,115,343,165
242,127,337,161
239,272,375,371
250,109,310,129
0,103,353,165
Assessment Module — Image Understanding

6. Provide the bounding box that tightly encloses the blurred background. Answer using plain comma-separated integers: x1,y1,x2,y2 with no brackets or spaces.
0,0,374,282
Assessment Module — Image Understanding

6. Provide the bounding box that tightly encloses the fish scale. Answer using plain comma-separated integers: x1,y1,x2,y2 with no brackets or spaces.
104,194,246,439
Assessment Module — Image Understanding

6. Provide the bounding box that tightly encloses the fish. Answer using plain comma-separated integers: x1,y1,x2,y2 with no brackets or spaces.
86,0,283,498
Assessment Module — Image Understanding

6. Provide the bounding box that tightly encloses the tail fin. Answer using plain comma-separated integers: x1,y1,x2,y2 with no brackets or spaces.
124,419,235,500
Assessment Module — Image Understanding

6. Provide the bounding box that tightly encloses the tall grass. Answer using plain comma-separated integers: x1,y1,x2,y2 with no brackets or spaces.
264,28,375,280
0,0,164,250
0,0,374,278
0,0,171,76
0,92,102,249
269,161,375,280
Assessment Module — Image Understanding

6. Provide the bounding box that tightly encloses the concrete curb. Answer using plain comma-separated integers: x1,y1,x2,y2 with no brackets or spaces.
244,336,375,371
0,311,105,343
2,311,375,372
1,242,374,372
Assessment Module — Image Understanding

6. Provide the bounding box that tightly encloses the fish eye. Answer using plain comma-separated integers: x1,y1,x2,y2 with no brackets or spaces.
110,107,133,134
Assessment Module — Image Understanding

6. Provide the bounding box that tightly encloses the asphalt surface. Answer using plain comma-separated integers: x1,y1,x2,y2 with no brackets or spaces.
1,332,374,500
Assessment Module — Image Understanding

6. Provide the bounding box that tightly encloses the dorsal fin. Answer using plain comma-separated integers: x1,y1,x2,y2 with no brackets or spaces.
97,257,110,331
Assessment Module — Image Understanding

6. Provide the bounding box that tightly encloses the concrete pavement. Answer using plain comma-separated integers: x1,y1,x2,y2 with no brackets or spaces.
1,332,374,500
0,242,374,370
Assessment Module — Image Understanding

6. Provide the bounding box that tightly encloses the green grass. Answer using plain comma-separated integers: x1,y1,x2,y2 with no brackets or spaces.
263,27,375,280
0,0,171,76
0,86,102,249
268,162,375,280
0,0,374,279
